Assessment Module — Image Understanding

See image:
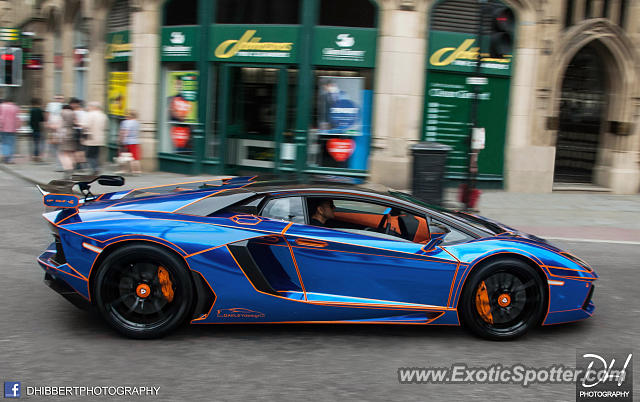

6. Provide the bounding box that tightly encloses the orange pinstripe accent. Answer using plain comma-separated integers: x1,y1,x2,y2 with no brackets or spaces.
281,222,293,234
172,182,254,213
284,238,307,301
440,247,461,308
226,245,453,311
65,263,89,280
295,239,328,248
543,264,592,273
56,211,79,224
290,244,458,264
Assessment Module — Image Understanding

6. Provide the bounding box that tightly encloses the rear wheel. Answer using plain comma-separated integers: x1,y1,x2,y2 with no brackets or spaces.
93,244,194,339
459,258,546,341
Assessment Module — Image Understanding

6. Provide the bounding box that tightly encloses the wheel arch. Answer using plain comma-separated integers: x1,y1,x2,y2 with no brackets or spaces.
457,251,550,324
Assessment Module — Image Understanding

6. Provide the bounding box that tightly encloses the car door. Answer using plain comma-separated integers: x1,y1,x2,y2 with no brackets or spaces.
283,197,460,308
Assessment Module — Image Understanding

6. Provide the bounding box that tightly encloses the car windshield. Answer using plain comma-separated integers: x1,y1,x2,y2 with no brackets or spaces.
388,191,502,235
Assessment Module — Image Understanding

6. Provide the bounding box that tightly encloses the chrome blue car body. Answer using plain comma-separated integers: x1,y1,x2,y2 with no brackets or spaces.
37,176,596,331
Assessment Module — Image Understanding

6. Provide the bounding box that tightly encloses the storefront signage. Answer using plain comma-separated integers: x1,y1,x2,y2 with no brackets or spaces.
428,31,512,76
317,76,364,135
105,31,131,62
326,138,355,162
161,26,199,61
312,27,376,68
0,28,19,42
210,25,299,63
422,71,509,180
107,72,130,117
171,126,190,148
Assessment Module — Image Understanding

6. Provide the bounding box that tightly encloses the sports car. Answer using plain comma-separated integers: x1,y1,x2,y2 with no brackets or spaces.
37,175,597,340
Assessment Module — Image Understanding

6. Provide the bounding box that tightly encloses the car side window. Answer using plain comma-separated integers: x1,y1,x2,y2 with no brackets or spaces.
261,197,305,223
429,217,472,245
306,197,430,243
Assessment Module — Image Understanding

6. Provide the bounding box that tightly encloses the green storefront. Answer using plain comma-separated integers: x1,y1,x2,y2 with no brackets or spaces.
158,0,378,179
422,3,514,187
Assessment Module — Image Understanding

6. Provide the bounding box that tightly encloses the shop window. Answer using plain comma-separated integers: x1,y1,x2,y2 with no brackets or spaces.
319,0,375,28
565,0,574,28
164,0,197,26
159,63,199,155
584,0,592,18
619,0,627,28
308,68,373,170
215,0,300,24
107,0,130,33
73,13,89,100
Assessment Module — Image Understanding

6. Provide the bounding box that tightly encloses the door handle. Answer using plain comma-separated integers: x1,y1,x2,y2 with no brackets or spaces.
295,238,328,248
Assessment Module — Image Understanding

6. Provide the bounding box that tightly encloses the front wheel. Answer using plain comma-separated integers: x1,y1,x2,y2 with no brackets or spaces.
459,258,546,341
93,244,194,339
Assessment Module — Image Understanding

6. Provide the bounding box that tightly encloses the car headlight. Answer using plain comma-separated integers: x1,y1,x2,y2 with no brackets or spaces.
560,252,592,272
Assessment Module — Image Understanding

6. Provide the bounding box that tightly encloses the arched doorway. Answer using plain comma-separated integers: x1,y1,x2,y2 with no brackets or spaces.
554,42,607,184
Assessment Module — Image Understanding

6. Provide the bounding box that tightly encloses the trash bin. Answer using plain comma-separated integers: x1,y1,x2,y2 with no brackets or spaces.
410,142,452,206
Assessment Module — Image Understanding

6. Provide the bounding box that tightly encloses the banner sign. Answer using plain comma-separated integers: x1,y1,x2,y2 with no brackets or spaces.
107,72,130,117
428,30,512,76
312,27,376,68
161,26,200,61
210,25,299,63
105,31,131,62
166,71,198,123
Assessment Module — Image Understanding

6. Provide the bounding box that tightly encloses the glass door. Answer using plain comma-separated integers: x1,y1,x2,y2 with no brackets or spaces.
219,65,291,173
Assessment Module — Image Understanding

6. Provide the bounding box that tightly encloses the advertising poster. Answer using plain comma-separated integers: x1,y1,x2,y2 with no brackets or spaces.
317,76,363,167
166,71,198,123
166,71,198,152
107,72,130,117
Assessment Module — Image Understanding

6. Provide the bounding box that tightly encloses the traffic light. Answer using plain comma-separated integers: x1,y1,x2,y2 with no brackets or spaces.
489,7,514,59
0,47,22,86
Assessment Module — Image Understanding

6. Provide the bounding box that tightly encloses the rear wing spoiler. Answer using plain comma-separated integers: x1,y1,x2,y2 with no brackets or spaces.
37,175,125,207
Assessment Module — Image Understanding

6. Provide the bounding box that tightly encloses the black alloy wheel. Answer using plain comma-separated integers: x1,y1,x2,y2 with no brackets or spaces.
459,258,546,341
93,244,194,339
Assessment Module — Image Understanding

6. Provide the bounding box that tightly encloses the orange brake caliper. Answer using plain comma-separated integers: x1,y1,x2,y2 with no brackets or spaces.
475,281,493,324
157,266,174,302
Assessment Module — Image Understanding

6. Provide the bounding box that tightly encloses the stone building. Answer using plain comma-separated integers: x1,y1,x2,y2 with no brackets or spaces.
2,0,639,193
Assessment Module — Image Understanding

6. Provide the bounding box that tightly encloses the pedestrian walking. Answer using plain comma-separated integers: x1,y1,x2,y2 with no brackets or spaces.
59,104,77,178
29,98,45,162
0,97,21,164
46,94,64,170
118,110,142,175
82,101,107,175
70,98,88,170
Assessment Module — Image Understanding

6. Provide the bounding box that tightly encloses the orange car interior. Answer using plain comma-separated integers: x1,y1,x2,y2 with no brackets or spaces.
333,211,430,243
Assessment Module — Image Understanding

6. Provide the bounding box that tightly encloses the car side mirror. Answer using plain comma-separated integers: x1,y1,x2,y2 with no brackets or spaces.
97,175,125,186
422,223,451,252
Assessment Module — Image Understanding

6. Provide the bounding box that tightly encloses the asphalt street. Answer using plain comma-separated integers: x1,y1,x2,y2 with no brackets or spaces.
0,170,638,401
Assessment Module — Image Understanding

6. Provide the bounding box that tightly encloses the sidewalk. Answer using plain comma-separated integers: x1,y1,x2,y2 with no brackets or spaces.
2,149,639,243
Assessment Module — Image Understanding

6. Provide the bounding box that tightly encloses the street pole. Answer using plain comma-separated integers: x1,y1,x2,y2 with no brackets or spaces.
464,0,487,211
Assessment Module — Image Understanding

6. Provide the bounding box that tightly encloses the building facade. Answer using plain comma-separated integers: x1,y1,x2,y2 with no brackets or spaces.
3,0,640,193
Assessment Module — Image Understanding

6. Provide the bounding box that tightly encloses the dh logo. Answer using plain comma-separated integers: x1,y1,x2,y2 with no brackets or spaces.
4,382,21,398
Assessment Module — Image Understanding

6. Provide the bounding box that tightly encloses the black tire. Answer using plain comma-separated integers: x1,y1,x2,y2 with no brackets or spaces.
93,243,194,339
459,258,546,341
